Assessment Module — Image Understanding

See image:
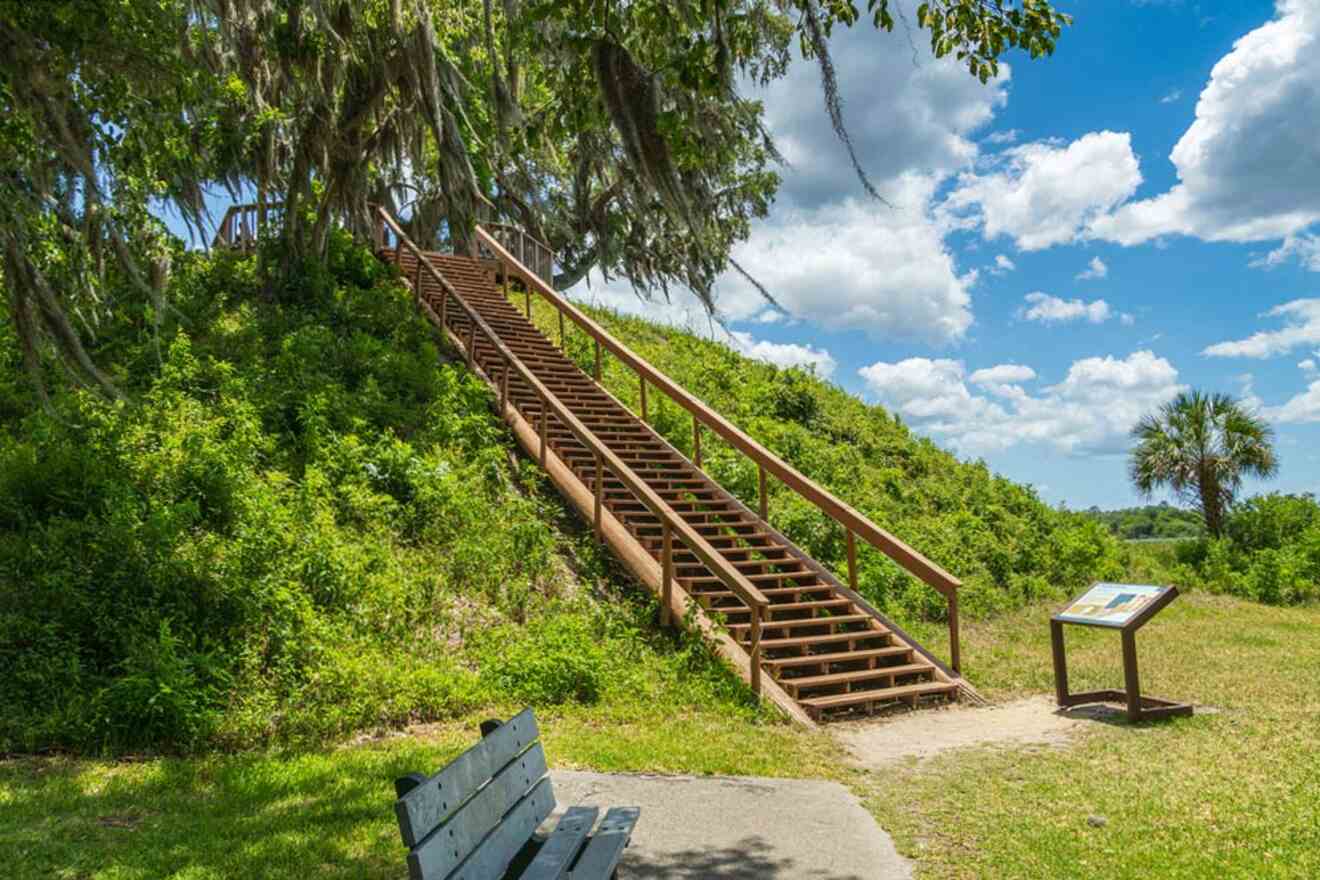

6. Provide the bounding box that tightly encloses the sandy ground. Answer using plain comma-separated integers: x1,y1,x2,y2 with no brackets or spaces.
833,696,1109,769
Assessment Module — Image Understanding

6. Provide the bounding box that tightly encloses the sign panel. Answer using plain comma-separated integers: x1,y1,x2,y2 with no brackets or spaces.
1055,582,1169,628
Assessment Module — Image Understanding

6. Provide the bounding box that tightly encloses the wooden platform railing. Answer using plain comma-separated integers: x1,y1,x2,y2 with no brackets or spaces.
213,202,281,250
477,222,554,286
373,207,772,694
474,225,965,674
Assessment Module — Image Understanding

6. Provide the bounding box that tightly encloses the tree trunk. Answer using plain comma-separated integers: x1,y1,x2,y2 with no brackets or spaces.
1199,467,1223,538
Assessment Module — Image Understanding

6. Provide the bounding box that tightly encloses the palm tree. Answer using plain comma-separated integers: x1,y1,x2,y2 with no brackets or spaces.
1130,391,1278,537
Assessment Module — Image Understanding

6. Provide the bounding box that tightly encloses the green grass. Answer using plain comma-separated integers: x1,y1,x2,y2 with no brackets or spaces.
863,593,1320,879
6,593,1316,878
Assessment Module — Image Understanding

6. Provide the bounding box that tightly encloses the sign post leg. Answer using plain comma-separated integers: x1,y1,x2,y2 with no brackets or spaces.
1122,629,1142,722
1051,619,1070,707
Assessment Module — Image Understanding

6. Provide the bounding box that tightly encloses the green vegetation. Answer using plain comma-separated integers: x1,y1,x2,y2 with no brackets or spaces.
5,593,1317,879
0,239,778,754
866,593,1320,879
1083,503,1205,540
530,300,1127,622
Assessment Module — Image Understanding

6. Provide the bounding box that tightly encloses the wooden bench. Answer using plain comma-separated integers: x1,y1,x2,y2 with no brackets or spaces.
393,710,641,880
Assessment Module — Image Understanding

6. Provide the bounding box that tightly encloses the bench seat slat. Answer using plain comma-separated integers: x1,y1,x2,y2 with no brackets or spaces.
521,807,599,880
568,807,640,879
397,708,540,847
408,744,550,880
443,777,558,880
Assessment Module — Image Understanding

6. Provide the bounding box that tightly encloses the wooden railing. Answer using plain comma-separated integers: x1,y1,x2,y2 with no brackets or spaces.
477,222,554,286
474,226,965,674
212,202,281,250
373,207,772,693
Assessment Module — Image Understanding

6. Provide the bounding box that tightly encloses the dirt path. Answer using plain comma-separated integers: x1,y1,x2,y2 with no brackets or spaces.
833,696,1098,769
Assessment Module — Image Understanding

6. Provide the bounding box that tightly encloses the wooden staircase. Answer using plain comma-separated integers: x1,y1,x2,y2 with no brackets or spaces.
366,208,975,725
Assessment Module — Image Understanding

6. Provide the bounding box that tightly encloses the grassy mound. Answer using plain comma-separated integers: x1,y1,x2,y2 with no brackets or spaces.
0,237,758,754
535,302,1127,620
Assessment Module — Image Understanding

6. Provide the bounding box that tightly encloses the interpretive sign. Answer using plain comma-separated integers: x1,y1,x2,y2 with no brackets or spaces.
1051,582,1191,722
1055,582,1169,628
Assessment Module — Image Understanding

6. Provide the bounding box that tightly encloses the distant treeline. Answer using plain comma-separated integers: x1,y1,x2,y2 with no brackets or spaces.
1082,503,1205,540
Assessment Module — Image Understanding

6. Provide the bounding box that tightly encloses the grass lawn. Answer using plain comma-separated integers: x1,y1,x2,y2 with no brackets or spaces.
4,593,1317,878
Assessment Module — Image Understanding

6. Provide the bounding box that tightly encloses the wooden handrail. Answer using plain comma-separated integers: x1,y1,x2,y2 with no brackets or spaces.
374,208,770,692
474,224,964,673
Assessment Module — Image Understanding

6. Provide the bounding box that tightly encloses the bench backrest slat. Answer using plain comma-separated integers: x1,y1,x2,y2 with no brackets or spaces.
441,777,557,880
407,742,550,880
396,708,540,848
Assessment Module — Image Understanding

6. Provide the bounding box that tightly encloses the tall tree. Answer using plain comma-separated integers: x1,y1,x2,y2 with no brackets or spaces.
2,0,1070,398
1129,391,1279,538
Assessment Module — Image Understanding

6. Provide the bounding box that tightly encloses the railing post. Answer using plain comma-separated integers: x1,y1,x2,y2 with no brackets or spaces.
749,605,762,695
948,591,961,674
593,451,604,540
503,265,511,304
539,393,549,467
846,529,858,592
467,321,476,368
757,464,768,520
594,339,602,381
692,416,702,468
413,258,422,296
500,362,510,412
661,521,673,626
439,288,448,331
640,375,648,422
524,284,532,318
558,308,566,349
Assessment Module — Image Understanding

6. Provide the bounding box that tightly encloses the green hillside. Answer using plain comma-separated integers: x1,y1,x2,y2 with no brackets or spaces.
532,300,1125,620
0,238,771,754
1,238,1128,755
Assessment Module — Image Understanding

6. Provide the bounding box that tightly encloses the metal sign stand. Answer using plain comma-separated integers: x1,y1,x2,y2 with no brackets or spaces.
1051,583,1192,723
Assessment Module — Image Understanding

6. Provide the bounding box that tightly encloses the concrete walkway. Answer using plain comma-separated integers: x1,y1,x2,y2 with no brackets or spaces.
546,769,912,879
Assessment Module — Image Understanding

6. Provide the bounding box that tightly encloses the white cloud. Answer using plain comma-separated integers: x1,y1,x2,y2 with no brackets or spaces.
1159,89,1183,104
969,364,1037,385
1253,234,1320,272
1092,0,1320,247
716,180,975,343
858,351,1185,454
727,330,837,377
985,129,1020,145
943,131,1143,250
1076,256,1109,280
1202,298,1320,358
991,254,1017,274
1020,292,1113,324
1264,380,1320,423
749,309,786,325
1301,357,1318,375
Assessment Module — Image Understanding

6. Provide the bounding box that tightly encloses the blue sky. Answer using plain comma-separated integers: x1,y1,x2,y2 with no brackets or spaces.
575,0,1320,510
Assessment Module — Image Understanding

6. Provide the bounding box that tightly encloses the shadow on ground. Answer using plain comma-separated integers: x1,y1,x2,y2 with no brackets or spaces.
620,835,865,879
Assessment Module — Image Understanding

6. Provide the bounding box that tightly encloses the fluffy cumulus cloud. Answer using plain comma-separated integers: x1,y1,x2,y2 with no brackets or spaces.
969,363,1036,386
1019,292,1113,324
1092,0,1320,249
1076,256,1108,280
727,330,837,377
1202,299,1320,358
991,254,1016,275
858,351,1184,454
1264,382,1320,423
716,180,974,343
942,131,1143,250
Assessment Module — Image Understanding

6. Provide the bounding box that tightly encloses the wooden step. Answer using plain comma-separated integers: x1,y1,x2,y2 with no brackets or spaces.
781,663,934,691
764,645,913,669
728,614,870,634
756,628,889,650
799,681,957,711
